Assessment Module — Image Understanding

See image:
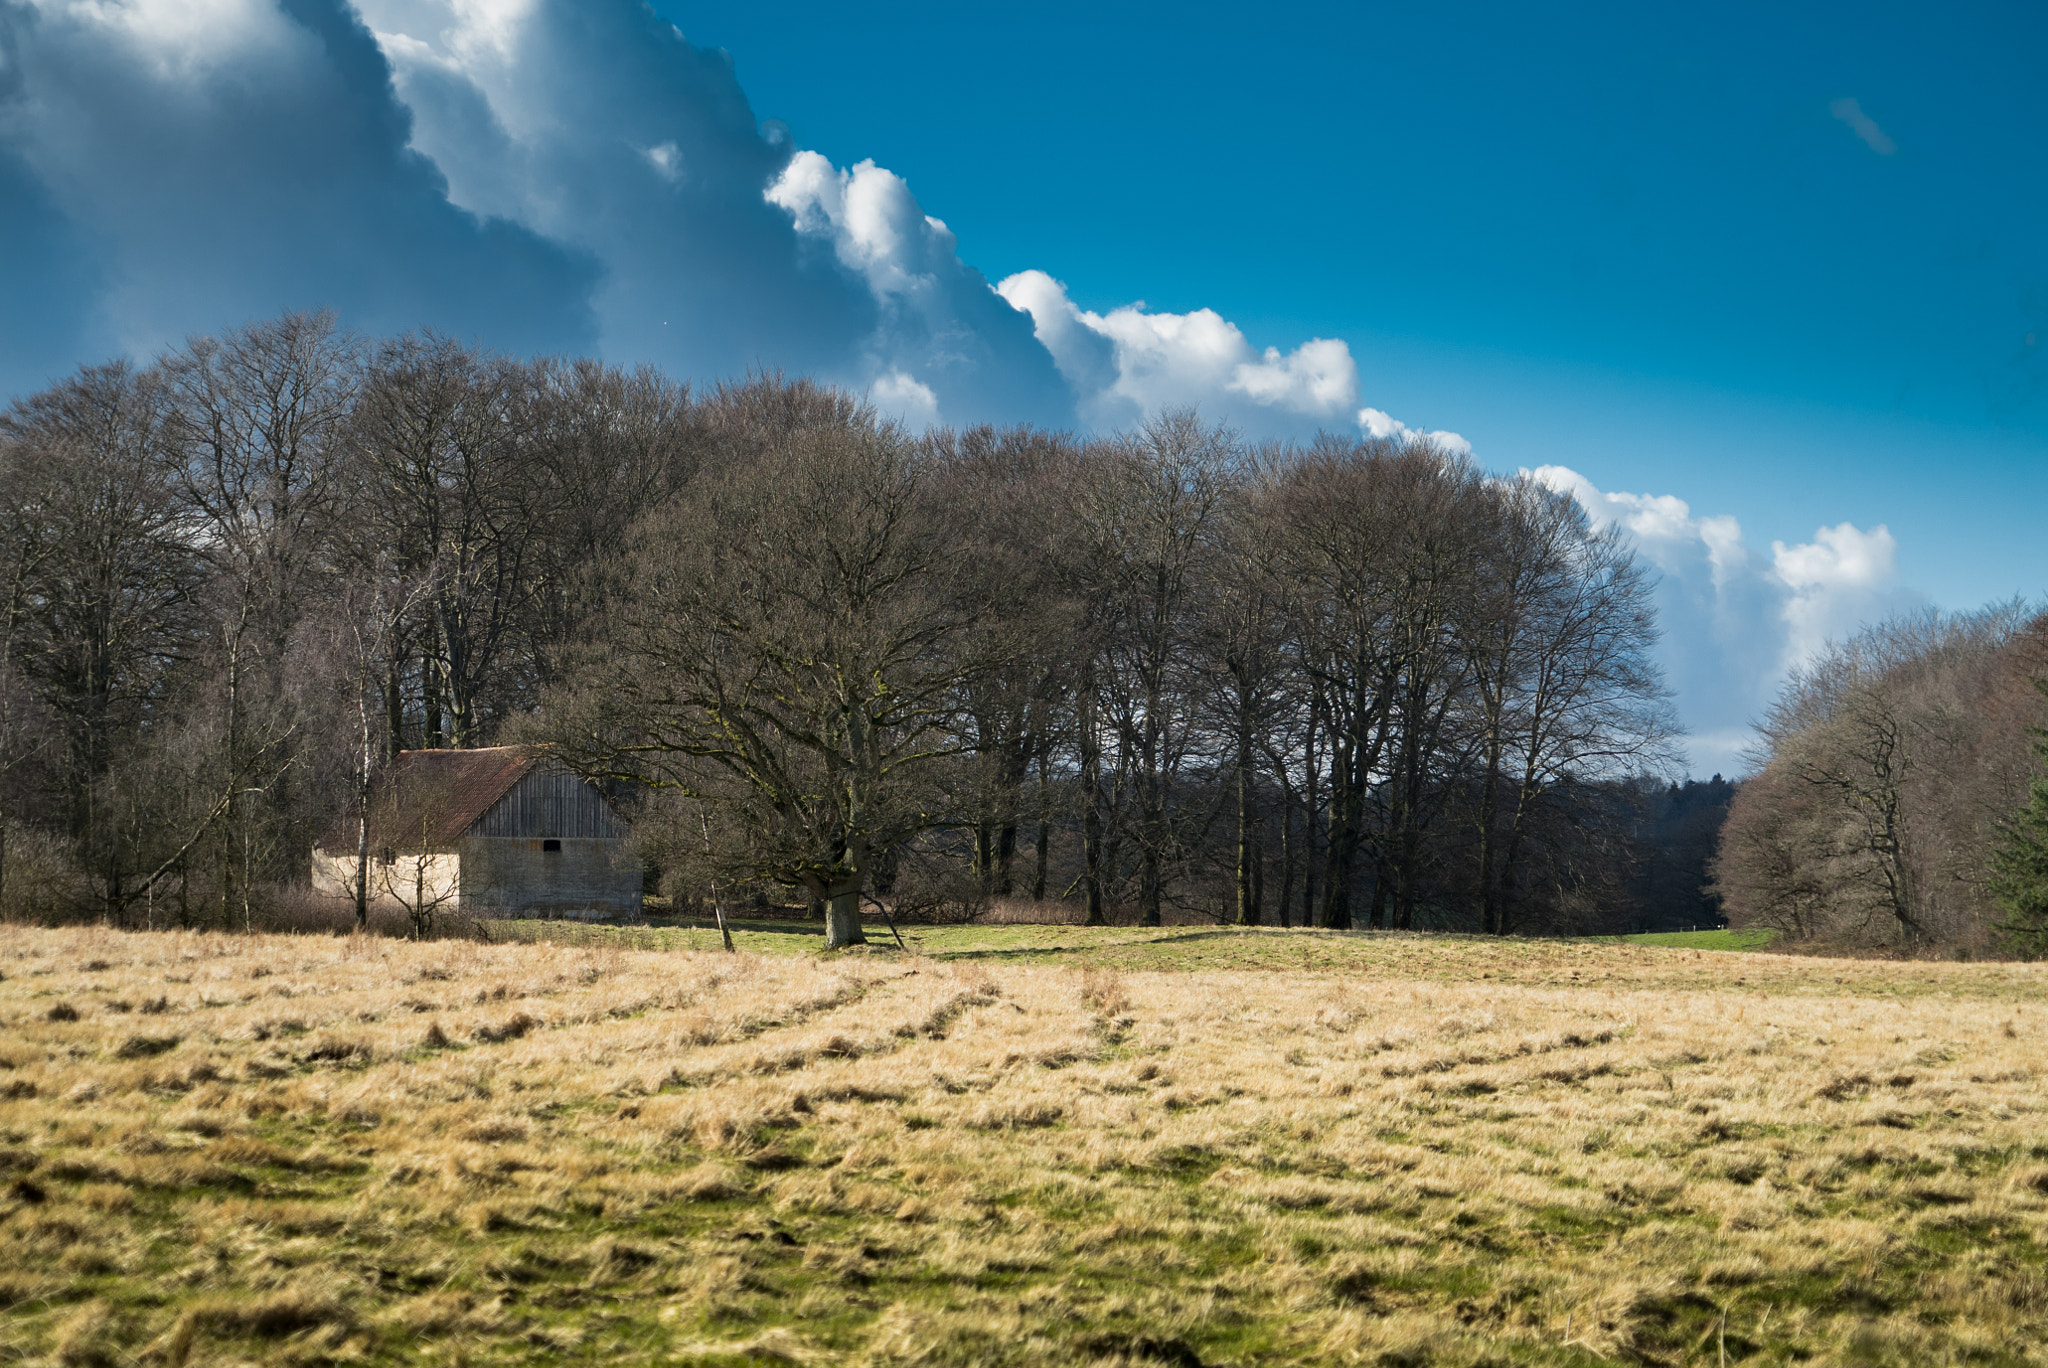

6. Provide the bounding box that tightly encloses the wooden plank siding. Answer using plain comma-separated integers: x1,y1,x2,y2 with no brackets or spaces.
470,771,629,840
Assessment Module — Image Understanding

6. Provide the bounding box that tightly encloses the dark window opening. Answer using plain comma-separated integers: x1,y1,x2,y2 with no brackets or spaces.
542,839,561,853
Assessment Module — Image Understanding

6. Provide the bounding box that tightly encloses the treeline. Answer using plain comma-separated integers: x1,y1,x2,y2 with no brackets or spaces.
0,314,691,924
1714,603,2048,955
0,311,1689,939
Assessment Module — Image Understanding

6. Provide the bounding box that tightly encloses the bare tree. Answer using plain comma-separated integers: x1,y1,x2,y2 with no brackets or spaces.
1720,606,2046,951
1464,477,1676,934
1990,680,2048,949
0,314,1713,943
1368,446,1485,931
517,356,700,695
534,385,987,948
1267,437,1408,929
163,312,359,920
311,567,430,929
163,312,358,653
927,426,1082,898
361,770,465,940
351,334,550,749
0,362,201,910
1068,412,1233,926
1194,448,1291,925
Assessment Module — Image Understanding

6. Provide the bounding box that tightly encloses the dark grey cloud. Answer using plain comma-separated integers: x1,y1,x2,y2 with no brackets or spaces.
360,0,1074,425
0,0,1081,426
0,0,598,394
0,0,1385,433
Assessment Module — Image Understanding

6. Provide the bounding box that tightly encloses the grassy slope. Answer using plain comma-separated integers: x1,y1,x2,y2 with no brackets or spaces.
1615,929,1779,952
2,923,2045,1367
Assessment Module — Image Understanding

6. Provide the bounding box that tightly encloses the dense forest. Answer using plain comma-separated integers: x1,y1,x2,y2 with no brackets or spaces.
1715,604,2048,956
0,310,1799,944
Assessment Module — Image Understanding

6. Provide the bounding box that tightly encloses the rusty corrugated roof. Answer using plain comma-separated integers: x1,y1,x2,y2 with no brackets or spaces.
315,747,536,852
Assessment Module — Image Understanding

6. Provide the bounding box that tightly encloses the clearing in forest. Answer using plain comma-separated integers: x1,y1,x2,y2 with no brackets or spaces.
1,924,2044,1366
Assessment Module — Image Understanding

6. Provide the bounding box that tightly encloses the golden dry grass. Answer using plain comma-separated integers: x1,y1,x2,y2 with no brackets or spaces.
1,923,2045,1366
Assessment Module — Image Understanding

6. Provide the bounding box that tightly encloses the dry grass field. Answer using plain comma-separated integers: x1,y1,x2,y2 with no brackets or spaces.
1,924,2045,1367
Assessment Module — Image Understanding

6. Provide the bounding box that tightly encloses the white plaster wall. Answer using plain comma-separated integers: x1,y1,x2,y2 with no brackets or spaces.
310,850,360,900
369,851,463,910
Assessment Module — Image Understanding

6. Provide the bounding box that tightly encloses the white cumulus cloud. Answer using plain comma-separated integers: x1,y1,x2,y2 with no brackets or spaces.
1357,406,1471,456
767,152,939,298
996,268,1361,433
1529,465,1922,773
1772,521,1903,667
868,368,939,428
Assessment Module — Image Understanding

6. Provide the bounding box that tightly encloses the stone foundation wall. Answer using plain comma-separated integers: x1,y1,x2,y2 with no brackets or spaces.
457,836,642,917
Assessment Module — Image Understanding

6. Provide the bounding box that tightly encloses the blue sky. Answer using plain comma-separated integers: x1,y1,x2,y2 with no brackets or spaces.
669,0,2048,605
1,0,2042,770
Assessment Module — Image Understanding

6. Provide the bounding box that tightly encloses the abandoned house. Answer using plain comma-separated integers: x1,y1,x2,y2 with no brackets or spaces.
311,747,642,919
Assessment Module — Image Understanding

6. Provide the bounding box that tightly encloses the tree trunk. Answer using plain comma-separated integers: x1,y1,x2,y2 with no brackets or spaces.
1476,736,1505,936
1497,804,1531,936
1319,798,1353,928
974,819,997,894
422,632,444,748
1300,690,1321,925
995,821,1018,897
1320,729,1359,930
1140,848,1163,927
1032,752,1050,901
1250,820,1264,925
823,879,866,949
385,648,407,759
354,812,369,932
1138,708,1164,927
354,691,373,932
440,597,474,748
1235,715,1259,925
1275,796,1294,930
220,620,243,926
1081,689,1107,926
1392,687,1439,932
1396,750,1421,931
